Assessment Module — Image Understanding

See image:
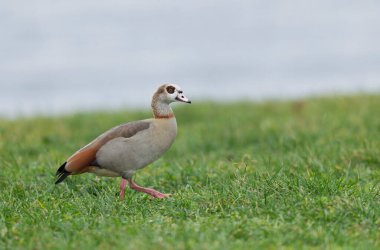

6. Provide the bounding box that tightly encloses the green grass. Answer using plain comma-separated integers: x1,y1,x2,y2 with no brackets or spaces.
0,95,379,249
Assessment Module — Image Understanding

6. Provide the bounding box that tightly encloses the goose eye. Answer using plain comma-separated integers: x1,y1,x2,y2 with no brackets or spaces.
166,86,175,94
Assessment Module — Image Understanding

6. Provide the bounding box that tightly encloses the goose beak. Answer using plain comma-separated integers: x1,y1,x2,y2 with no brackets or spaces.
175,93,191,104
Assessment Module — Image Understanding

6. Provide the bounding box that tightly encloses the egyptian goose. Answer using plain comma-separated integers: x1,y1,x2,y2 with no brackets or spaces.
55,84,191,199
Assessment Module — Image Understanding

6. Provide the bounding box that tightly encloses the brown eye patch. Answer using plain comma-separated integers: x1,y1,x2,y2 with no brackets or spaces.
166,86,175,94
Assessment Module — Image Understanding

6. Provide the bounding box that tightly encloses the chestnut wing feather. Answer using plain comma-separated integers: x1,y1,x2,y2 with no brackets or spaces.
64,120,151,174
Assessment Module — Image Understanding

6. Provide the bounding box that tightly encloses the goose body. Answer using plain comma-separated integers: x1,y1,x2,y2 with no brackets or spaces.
55,84,191,199
95,118,177,177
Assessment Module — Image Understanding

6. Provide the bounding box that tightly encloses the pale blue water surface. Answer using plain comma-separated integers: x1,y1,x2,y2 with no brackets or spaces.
0,0,379,117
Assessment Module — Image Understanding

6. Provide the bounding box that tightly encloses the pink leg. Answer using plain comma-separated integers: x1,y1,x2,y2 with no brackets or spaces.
119,178,127,201
128,177,171,199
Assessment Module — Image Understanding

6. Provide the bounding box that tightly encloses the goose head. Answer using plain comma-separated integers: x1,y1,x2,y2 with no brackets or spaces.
152,84,191,118
154,84,191,104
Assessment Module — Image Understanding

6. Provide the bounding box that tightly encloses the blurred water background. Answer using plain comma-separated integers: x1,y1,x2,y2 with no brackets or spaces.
0,0,379,117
